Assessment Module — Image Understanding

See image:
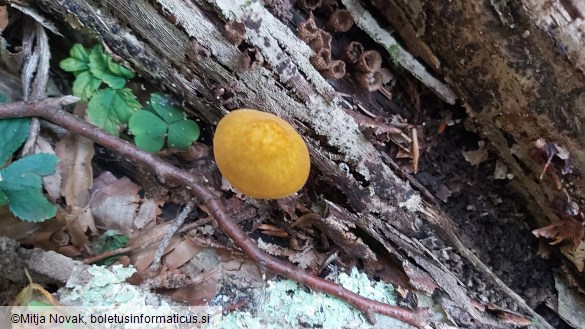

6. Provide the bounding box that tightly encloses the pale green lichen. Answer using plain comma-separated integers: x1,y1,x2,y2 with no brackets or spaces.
59,265,222,328
62,265,139,305
222,268,412,329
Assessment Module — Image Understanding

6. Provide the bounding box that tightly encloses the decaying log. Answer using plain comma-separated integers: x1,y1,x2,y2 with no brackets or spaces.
368,0,585,230
19,0,572,327
368,0,585,297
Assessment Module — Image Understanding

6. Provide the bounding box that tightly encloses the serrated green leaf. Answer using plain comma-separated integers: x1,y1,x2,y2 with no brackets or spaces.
0,154,58,222
0,118,31,165
59,57,89,73
167,120,200,150
60,44,91,73
106,56,135,79
70,43,90,62
87,88,141,136
149,93,185,124
72,71,103,100
128,110,167,152
88,45,131,89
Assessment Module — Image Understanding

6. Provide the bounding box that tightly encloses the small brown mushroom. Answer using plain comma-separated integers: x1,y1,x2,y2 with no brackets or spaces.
241,47,265,70
326,9,353,33
308,30,332,51
320,60,346,80
310,48,332,70
343,41,364,64
297,13,320,42
355,71,383,92
354,50,382,73
296,0,322,11
224,20,246,46
321,0,339,15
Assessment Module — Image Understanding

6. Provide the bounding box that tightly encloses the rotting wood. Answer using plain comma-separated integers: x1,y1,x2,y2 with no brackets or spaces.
19,0,557,327
368,0,585,276
0,97,432,328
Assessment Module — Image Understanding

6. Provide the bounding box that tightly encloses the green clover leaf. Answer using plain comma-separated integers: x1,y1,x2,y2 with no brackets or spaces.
129,93,200,152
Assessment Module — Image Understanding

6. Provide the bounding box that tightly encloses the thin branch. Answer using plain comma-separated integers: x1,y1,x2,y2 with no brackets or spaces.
150,201,195,272
0,97,431,328
83,246,135,265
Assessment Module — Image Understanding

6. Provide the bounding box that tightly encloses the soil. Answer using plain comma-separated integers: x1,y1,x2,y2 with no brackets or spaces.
409,97,571,327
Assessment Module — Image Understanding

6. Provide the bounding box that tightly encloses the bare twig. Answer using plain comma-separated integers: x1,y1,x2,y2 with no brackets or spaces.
412,127,419,174
150,201,195,272
20,20,51,156
0,97,431,328
83,246,135,265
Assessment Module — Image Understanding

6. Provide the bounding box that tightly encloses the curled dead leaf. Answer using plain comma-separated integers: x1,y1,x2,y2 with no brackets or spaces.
532,218,585,248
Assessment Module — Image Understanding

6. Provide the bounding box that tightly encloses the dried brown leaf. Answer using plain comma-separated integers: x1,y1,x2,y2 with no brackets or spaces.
0,206,39,239
164,239,204,271
158,268,220,305
134,198,162,230
91,174,152,237
64,207,91,247
55,119,97,239
34,137,61,201
436,184,452,203
532,218,585,247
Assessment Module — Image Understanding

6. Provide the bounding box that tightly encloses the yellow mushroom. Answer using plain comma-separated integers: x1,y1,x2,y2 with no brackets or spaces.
213,109,310,199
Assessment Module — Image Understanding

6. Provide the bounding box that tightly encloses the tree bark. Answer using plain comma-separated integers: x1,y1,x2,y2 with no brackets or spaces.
21,0,585,327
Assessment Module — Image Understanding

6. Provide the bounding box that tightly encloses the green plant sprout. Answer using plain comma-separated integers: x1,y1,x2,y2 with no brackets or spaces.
0,94,58,222
129,93,200,152
90,230,129,266
60,44,140,136
60,43,200,151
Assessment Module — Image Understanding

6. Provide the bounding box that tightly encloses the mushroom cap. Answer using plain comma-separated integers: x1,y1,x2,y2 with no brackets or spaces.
213,109,310,199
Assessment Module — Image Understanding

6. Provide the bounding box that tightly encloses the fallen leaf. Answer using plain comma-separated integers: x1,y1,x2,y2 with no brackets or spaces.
436,184,452,203
532,218,585,247
91,175,141,237
164,239,204,271
34,137,62,202
55,105,97,245
158,268,220,305
15,282,60,306
0,206,39,239
134,198,162,230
